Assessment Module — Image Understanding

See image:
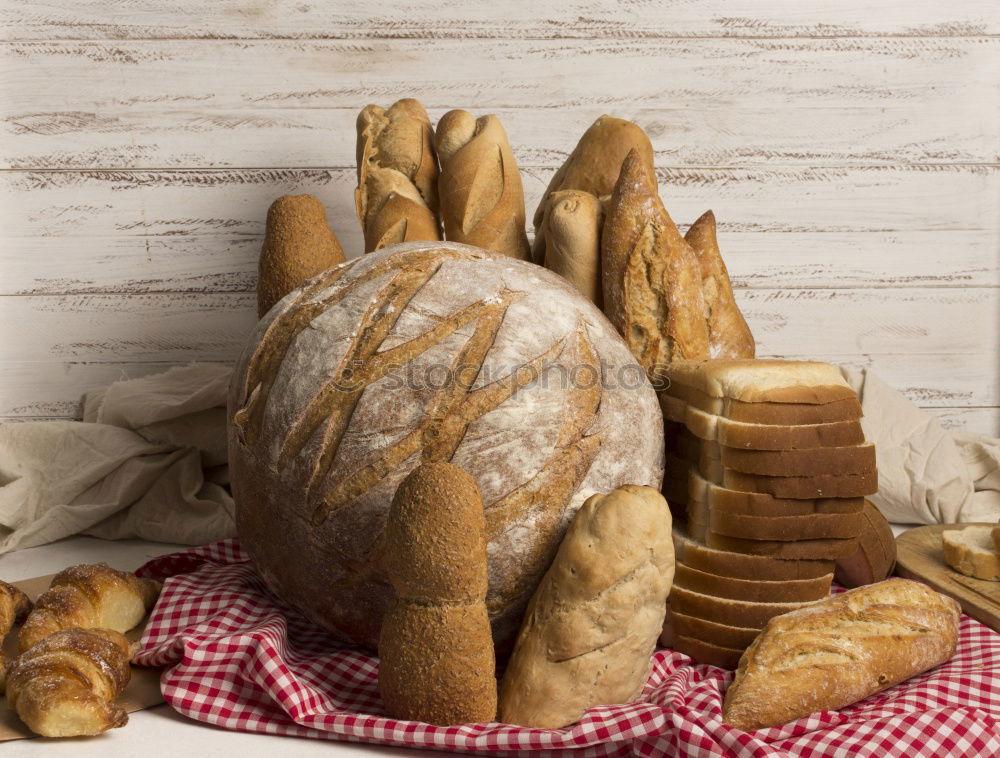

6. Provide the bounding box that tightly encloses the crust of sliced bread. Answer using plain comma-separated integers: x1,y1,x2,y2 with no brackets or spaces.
705,531,860,560
691,472,865,516
670,585,809,628
674,562,832,603
834,500,896,588
718,468,878,500
665,609,762,649
663,359,852,401
720,443,876,478
700,505,864,541
674,531,834,580
681,405,865,450
672,633,745,669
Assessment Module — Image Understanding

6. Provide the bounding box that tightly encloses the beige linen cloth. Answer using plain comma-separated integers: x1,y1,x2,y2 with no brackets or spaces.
0,364,236,554
0,363,996,554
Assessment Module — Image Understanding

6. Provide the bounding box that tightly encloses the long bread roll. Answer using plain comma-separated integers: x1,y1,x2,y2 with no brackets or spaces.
355,98,441,252
533,115,653,263
684,210,755,359
723,578,960,731
498,485,673,728
435,110,530,260
602,149,709,380
539,189,605,306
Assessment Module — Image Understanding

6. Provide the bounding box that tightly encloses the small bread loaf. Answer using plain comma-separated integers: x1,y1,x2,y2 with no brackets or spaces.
723,578,960,731
6,628,133,737
684,210,755,359
532,115,653,263
19,564,161,653
355,98,441,252
835,500,896,588
435,110,530,260
378,463,496,725
0,581,32,692
602,149,710,378
539,189,605,306
942,526,1000,581
257,194,346,317
498,485,674,728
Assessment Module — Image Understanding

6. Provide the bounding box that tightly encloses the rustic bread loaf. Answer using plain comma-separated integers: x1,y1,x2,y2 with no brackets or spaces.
684,210,755,360
355,99,441,252
435,111,530,260
532,115,654,263
378,463,496,724
229,242,665,650
257,194,346,317
498,485,673,728
942,526,1000,581
539,189,604,306
674,531,834,580
722,578,960,731
835,500,896,588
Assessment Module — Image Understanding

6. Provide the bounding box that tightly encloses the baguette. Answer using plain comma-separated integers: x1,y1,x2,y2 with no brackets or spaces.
499,485,674,729
355,98,441,252
0,581,32,692
539,189,605,306
19,564,161,653
435,110,530,260
670,585,808,629
6,628,133,737
684,210,755,360
378,463,496,725
602,149,709,379
674,563,832,603
532,115,653,264
835,500,896,588
723,579,960,731
257,195,346,317
942,526,1000,582
674,531,834,580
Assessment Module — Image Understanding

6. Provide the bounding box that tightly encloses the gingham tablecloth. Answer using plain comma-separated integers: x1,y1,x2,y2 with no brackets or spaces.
134,540,1000,757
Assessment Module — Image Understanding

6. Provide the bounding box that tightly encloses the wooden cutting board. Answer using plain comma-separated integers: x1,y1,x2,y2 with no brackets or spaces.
895,523,1000,633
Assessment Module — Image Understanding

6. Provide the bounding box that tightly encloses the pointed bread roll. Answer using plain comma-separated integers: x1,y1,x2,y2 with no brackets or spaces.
539,189,604,306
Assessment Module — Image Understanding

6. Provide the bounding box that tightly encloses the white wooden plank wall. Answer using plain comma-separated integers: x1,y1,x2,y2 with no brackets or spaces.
1,2,998,434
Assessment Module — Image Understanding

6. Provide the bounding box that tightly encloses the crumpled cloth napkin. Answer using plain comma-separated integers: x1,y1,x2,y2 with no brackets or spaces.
841,367,999,525
0,364,236,554
0,363,996,555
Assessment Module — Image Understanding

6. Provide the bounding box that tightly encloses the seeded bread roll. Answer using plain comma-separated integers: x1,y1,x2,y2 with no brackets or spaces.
435,110,530,260
378,463,496,725
498,485,674,729
723,579,960,731
539,189,605,306
257,194,346,318
355,98,441,252
532,115,653,264
835,500,897,588
684,210,755,360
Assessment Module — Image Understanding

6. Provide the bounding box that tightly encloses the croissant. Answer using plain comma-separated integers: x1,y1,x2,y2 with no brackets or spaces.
6,627,133,737
19,563,161,653
0,580,33,692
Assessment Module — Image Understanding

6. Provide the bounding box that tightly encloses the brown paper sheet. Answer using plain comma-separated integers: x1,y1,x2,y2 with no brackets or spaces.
0,573,164,741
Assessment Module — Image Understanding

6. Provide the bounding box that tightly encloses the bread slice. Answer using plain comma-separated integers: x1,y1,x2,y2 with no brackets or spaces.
681,404,865,450
674,562,832,603
663,359,854,403
720,443,876,478
674,531,834,580
666,609,762,649
672,634,744,669
659,389,863,426
706,531,859,560
702,506,864,542
690,471,865,517
670,585,808,628
717,468,877,500
942,526,1000,581
834,500,896,588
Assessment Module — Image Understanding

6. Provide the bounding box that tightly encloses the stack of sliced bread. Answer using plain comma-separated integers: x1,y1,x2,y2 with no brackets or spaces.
658,359,878,668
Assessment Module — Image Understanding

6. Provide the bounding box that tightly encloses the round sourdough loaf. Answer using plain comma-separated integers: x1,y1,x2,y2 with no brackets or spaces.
228,241,664,650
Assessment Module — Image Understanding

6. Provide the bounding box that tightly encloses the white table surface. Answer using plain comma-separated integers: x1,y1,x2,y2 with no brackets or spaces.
0,536,441,757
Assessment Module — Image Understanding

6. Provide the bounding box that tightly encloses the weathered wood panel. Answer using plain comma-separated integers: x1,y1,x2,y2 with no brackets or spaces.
5,1,997,40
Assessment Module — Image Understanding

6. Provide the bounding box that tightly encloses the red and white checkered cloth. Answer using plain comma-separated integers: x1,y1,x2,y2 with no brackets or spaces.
134,540,1000,757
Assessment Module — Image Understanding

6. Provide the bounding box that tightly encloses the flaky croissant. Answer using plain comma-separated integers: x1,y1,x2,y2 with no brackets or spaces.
6,627,133,737
0,580,33,692
18,563,160,653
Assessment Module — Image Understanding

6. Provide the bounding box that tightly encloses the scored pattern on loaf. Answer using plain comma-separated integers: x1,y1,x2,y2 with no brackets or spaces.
234,248,604,543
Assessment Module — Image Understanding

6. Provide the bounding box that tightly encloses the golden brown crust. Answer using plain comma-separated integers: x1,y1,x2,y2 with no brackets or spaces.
673,634,745,669
602,150,710,379
687,469,865,517
435,110,529,260
835,500,897,588
532,115,653,263
378,463,496,724
717,468,878,500
19,563,161,653
670,586,809,629
684,210,756,359
664,608,761,649
674,563,832,603
722,579,960,731
705,532,859,560
539,189,604,307
719,443,876,478
6,627,132,737
257,194,346,317
355,99,442,253
674,530,835,580
0,580,33,691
